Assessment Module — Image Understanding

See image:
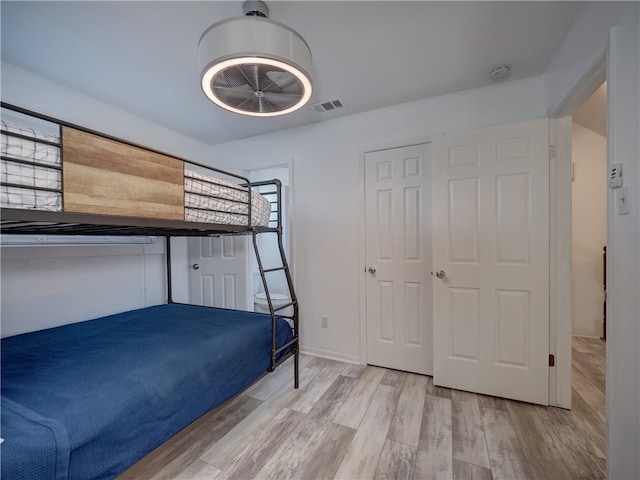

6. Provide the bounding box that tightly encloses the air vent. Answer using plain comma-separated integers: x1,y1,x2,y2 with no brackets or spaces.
311,99,345,114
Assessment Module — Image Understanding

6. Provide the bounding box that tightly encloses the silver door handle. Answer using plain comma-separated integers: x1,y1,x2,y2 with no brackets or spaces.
192,263,200,270
368,267,376,274
435,270,446,279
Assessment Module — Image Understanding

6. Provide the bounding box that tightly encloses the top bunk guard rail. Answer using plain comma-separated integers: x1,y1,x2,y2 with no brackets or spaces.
240,179,283,229
0,128,62,148
1,110,64,213
1,155,64,172
1,102,250,186
0,102,276,235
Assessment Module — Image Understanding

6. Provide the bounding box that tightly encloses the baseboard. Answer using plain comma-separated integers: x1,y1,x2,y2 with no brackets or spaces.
300,346,362,365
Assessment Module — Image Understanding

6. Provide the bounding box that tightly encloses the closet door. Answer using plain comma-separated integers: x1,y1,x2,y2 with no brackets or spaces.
432,118,550,405
365,143,433,375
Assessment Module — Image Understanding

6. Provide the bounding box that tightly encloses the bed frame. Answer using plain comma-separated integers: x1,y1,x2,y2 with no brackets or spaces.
1,103,301,478
0,102,299,376
0,101,299,383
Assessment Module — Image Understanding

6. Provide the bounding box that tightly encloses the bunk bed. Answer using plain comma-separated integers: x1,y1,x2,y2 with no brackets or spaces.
0,103,299,480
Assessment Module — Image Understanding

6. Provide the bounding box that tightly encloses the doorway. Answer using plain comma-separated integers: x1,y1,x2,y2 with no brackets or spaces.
571,82,607,339
570,81,607,433
246,164,293,313
550,51,608,410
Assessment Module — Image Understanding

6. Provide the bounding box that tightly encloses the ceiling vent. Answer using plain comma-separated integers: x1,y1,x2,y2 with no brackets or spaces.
198,1,313,117
311,99,345,114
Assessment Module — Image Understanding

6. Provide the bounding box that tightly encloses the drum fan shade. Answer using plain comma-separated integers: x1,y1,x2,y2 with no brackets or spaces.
198,16,313,117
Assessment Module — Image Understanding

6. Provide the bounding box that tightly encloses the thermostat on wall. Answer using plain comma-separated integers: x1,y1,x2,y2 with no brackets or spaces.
609,163,623,188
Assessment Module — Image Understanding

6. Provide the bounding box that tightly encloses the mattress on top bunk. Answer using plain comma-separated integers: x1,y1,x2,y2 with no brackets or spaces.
1,111,272,227
184,169,272,226
0,116,62,211
0,303,294,480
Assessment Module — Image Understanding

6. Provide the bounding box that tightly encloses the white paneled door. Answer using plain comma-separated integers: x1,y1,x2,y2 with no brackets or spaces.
365,143,433,375
432,119,550,405
188,236,247,309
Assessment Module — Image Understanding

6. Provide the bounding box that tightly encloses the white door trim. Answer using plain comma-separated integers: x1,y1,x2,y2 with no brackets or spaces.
549,116,573,409
550,50,607,409
243,160,296,310
551,51,607,119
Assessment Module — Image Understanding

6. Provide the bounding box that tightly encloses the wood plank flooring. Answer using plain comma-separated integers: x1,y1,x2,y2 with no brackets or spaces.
119,336,606,479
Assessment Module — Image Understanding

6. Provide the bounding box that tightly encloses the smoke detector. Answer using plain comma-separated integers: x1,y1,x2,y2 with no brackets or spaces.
489,64,512,82
198,1,313,117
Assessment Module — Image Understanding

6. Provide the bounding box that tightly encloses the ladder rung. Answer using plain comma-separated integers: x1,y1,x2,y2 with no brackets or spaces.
274,302,295,312
275,337,298,354
263,266,286,273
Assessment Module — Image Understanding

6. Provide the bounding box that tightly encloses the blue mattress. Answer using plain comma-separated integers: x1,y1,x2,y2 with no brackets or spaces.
0,303,294,480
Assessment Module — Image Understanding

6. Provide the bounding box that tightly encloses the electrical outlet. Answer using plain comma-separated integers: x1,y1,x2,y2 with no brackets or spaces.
321,316,328,329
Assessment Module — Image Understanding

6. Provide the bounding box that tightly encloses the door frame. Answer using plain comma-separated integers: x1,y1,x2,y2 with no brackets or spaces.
243,160,296,310
358,138,432,366
550,51,607,409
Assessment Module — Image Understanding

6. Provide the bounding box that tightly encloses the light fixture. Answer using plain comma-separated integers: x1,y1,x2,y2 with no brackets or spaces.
198,1,313,117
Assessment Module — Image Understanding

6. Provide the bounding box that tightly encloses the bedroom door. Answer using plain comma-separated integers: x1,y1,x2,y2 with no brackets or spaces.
188,236,248,309
364,143,433,375
432,118,550,405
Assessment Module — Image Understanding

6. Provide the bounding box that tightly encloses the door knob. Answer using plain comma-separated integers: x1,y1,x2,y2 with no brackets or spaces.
368,267,377,274
435,270,446,279
192,264,200,270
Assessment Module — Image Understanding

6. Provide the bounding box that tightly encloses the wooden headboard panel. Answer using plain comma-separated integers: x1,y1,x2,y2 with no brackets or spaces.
62,126,184,220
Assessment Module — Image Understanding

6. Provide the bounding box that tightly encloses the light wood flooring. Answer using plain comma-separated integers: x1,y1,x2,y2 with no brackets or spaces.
119,336,606,480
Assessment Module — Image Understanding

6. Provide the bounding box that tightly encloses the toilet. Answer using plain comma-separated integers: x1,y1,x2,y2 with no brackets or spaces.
254,292,290,315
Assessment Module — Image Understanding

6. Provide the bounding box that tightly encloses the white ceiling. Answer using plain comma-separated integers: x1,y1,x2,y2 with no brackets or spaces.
1,1,583,146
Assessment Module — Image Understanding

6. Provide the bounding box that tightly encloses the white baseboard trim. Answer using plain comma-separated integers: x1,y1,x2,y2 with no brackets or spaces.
300,346,362,365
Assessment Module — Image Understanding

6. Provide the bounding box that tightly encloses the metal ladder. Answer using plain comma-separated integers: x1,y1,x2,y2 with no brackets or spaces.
250,179,299,388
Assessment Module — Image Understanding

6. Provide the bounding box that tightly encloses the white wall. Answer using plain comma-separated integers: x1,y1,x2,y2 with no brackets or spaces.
1,242,165,337
545,3,640,478
0,63,210,335
207,75,548,362
571,122,607,337
0,63,212,163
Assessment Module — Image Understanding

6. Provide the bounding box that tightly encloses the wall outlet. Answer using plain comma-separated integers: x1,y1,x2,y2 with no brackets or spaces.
321,316,329,329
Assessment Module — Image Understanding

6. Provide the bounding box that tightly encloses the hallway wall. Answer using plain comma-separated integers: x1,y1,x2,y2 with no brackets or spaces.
571,122,607,337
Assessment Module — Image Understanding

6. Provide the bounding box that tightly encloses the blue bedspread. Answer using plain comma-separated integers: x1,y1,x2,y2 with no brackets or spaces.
0,304,294,480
